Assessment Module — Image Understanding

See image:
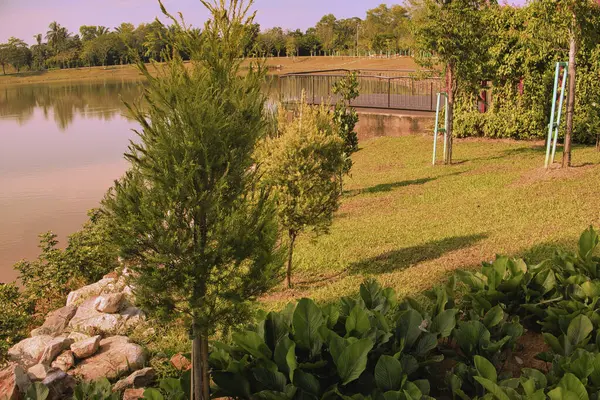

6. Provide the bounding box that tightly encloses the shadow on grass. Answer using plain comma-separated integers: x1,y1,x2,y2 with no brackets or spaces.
348,233,488,275
345,171,466,197
517,238,575,265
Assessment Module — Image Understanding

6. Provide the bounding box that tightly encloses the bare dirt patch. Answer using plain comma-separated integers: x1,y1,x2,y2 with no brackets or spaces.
511,162,599,187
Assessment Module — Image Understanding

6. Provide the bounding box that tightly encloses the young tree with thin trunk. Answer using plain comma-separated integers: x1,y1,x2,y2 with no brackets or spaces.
257,100,345,288
102,1,283,398
411,0,489,164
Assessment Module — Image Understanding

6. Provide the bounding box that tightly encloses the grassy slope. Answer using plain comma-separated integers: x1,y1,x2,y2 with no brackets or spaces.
263,136,600,308
0,56,419,86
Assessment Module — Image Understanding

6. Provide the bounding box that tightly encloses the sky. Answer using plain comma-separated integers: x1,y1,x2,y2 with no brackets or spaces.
0,0,525,45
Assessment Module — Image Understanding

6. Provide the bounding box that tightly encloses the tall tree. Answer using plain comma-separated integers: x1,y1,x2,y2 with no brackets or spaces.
316,14,337,55
412,0,489,164
257,101,344,288
46,21,70,52
101,0,283,398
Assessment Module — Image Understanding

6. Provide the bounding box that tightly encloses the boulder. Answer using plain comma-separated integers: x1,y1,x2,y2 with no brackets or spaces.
71,336,146,381
0,364,30,400
68,332,90,343
31,305,78,337
39,336,74,366
51,350,75,372
66,277,116,306
70,335,101,359
121,306,146,328
8,335,53,368
112,368,155,392
94,293,124,313
170,353,191,371
69,297,145,335
123,388,145,400
42,370,76,400
68,297,123,334
27,364,48,381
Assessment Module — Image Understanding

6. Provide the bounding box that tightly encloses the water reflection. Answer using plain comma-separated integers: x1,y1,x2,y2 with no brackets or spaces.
0,80,143,130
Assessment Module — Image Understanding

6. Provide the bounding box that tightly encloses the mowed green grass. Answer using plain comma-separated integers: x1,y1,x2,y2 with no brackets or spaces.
262,135,600,308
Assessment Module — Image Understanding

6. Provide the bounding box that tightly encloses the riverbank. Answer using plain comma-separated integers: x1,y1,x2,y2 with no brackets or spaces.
0,56,420,86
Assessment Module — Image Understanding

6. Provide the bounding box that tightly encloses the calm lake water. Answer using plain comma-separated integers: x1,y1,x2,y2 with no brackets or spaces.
0,77,280,283
0,80,143,282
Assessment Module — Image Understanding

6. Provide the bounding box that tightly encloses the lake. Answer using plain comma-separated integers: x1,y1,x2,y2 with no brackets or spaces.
0,80,142,282
0,77,281,283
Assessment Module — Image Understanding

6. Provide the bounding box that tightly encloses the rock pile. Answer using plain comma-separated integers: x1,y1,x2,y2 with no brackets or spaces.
0,273,154,400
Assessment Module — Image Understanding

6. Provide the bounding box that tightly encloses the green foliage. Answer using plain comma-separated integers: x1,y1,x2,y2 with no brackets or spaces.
257,98,344,286
0,283,33,362
24,383,49,400
332,71,360,179
143,372,191,400
13,209,118,316
210,279,446,399
72,378,120,400
102,0,283,342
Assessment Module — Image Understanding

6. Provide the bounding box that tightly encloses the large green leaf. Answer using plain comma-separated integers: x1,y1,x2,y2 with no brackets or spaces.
474,355,497,383
374,355,403,392
25,383,49,400
415,333,438,356
274,337,297,382
567,315,593,346
396,309,423,349
473,377,510,400
212,371,252,398
293,369,321,396
430,309,457,338
322,304,340,329
483,306,504,329
334,338,374,385
265,311,292,351
142,388,164,400
233,331,272,360
456,270,486,290
345,305,371,337
293,298,324,359
551,373,589,400
253,368,288,392
579,227,599,261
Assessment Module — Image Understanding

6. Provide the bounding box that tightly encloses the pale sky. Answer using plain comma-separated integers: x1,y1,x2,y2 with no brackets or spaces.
0,0,526,45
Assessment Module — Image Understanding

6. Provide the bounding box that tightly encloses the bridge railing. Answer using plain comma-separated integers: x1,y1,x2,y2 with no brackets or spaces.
279,70,443,112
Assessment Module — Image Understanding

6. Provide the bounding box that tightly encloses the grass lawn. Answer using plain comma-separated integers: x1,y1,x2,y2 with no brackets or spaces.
263,135,600,308
0,56,419,86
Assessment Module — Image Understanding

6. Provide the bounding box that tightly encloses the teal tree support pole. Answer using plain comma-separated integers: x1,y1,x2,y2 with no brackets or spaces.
545,62,561,168
551,66,568,165
443,94,449,164
433,92,442,165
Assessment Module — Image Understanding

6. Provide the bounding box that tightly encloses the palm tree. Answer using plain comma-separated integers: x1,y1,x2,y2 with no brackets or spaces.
97,26,110,36
45,22,70,52
34,34,42,46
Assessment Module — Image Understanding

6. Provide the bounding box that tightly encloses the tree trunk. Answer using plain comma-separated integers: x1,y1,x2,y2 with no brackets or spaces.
192,324,210,400
445,64,455,165
563,14,577,168
287,231,296,289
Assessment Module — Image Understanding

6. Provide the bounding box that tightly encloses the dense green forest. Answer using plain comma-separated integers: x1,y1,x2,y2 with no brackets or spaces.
0,4,410,73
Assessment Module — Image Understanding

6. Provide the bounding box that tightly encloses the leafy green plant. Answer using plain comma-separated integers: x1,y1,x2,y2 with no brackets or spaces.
257,98,345,288
143,373,191,400
24,383,49,400
0,282,33,362
72,378,120,400
209,279,448,399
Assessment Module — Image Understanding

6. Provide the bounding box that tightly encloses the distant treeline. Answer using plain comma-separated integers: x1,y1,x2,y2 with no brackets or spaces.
0,4,410,74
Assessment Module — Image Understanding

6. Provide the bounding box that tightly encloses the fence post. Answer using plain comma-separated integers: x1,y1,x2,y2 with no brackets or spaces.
430,82,434,111
388,79,391,108
312,76,315,104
